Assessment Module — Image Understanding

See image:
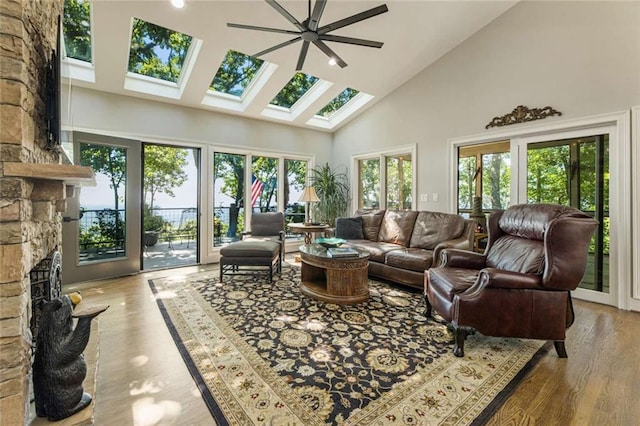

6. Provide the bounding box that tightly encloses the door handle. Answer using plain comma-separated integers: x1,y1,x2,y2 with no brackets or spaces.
63,217,79,222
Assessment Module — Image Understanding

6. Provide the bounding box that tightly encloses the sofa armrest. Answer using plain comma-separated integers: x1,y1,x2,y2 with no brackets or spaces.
432,235,474,267
440,248,486,269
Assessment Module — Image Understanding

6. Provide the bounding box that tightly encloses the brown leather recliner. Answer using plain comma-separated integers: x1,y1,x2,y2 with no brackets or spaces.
424,204,598,358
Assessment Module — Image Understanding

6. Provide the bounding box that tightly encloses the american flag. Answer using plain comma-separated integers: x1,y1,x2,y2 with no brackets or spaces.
251,175,264,207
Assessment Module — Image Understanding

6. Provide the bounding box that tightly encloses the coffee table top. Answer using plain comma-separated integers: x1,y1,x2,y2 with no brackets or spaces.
299,243,369,260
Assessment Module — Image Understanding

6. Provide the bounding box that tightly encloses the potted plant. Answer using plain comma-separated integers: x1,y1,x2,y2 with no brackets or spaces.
143,206,165,247
310,163,351,227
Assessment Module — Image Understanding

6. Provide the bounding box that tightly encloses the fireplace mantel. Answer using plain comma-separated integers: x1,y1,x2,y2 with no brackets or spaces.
3,162,96,187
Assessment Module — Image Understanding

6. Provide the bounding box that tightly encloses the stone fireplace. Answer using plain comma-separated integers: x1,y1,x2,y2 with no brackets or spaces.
0,1,93,423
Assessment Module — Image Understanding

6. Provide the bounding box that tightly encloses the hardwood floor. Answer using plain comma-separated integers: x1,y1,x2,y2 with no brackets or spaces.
66,263,640,425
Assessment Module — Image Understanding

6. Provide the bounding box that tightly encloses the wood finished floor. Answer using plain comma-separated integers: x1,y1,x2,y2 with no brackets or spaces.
66,262,640,425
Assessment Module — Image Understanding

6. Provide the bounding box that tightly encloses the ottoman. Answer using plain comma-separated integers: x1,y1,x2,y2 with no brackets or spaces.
219,240,281,282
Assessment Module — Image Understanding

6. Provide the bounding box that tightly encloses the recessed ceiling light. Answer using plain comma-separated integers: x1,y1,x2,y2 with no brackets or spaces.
328,58,337,66
171,0,185,8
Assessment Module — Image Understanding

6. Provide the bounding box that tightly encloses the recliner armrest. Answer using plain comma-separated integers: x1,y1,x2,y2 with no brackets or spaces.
440,248,486,269
478,268,542,290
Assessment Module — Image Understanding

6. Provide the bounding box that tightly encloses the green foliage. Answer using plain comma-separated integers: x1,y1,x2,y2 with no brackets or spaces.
63,0,91,62
316,88,359,118
214,152,245,205
457,156,476,210
310,163,350,226
482,153,510,209
210,50,264,96
79,144,126,211
359,159,380,208
252,156,278,209
270,73,319,108
128,18,192,83
143,145,188,210
386,156,412,209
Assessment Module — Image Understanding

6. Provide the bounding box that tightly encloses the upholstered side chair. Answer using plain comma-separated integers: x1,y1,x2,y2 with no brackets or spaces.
242,212,286,268
424,204,598,358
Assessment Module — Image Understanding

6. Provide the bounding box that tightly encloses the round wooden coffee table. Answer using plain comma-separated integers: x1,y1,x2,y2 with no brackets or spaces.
298,244,370,304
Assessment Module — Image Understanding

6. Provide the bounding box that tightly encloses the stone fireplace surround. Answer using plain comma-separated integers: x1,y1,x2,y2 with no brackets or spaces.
1,1,93,423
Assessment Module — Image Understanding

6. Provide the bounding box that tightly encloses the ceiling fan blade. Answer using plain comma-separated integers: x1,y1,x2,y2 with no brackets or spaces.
320,34,383,48
265,0,306,31
308,0,327,31
227,23,300,36
296,41,310,71
254,36,302,57
312,40,347,68
317,4,389,35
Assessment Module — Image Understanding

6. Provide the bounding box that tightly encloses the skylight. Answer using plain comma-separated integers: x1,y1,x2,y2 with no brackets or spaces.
270,73,319,109
316,88,360,118
63,0,92,62
128,18,193,84
210,50,265,98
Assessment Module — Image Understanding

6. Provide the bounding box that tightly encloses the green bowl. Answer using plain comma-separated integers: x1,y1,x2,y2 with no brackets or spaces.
315,237,346,248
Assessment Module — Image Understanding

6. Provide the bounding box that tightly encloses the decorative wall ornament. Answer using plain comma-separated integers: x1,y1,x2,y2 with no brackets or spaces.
485,105,562,129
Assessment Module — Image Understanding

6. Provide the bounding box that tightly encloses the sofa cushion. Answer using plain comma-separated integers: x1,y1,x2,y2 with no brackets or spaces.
355,209,386,241
378,210,419,246
385,248,434,272
347,240,403,263
410,212,465,249
335,216,364,239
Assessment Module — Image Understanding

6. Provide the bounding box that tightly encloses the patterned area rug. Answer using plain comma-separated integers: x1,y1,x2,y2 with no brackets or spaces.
149,264,547,425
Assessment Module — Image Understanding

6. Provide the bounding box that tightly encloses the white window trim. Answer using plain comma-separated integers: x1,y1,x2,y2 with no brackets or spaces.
307,92,374,130
261,79,333,122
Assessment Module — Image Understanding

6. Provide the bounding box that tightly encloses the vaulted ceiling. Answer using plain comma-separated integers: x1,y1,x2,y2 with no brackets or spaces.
65,0,518,132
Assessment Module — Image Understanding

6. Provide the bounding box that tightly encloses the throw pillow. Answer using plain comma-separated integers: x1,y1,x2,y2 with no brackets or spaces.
335,216,364,239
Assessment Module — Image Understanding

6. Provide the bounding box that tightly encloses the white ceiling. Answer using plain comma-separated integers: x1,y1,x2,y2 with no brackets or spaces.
72,0,518,132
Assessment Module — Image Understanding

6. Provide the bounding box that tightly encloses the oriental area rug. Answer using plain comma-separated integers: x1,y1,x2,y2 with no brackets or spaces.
148,264,547,425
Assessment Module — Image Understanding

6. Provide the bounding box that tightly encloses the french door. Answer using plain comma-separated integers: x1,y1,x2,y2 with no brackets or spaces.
62,132,141,284
517,126,615,306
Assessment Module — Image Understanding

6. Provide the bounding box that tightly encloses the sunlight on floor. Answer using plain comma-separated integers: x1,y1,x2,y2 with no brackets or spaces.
132,397,182,426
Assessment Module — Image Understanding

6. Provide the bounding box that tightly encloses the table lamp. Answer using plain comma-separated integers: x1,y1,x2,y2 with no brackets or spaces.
299,186,320,225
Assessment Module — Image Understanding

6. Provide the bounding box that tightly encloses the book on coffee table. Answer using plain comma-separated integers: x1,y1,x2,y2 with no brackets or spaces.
327,247,359,258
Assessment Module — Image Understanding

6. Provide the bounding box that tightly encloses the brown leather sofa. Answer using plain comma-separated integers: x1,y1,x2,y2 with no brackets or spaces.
335,209,476,289
424,204,598,358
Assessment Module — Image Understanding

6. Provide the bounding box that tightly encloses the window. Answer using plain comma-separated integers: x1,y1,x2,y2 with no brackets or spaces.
355,147,415,210
457,141,511,215
270,73,319,109
251,156,278,212
386,154,412,210
128,18,193,83
316,88,359,118
213,152,245,247
358,159,380,209
63,0,92,62
284,159,307,230
210,50,265,98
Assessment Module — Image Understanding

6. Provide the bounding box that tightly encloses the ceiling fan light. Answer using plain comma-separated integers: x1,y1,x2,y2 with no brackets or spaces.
171,0,185,9
328,58,337,66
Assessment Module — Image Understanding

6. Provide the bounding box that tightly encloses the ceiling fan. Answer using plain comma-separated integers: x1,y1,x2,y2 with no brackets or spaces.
227,0,389,71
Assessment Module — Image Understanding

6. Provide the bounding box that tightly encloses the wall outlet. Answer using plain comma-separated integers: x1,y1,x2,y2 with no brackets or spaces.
420,193,428,202
432,193,439,202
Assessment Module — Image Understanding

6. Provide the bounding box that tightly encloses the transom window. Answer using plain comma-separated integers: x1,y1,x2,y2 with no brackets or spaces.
210,50,265,98
270,73,319,109
316,88,359,118
63,0,92,62
128,18,193,83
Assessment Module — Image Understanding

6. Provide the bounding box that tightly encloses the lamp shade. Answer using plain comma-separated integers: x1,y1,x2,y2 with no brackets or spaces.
298,186,320,203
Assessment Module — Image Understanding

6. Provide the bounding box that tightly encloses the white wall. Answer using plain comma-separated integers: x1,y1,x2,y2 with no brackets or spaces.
333,0,640,212
63,86,333,160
